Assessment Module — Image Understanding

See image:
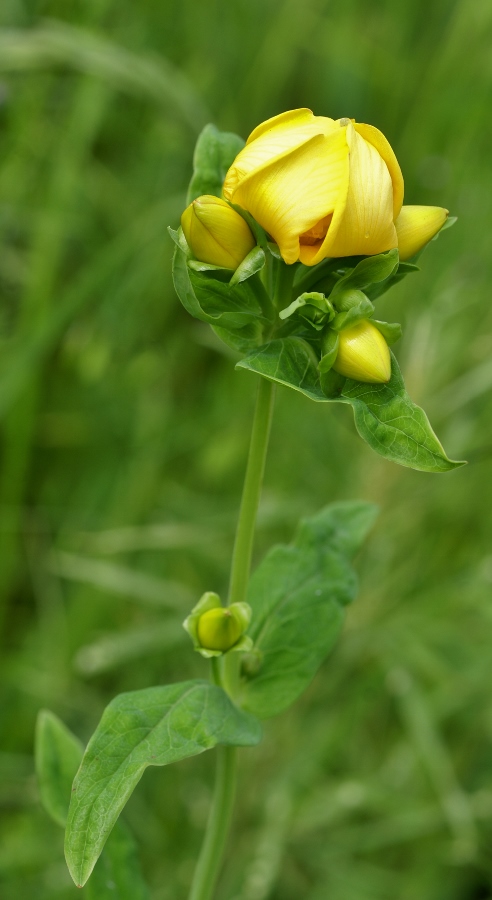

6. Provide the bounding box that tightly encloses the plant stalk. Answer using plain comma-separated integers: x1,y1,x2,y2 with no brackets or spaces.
188,374,275,900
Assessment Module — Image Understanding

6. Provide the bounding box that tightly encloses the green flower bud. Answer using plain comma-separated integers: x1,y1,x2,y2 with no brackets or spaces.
197,608,242,651
332,319,391,383
181,195,256,269
183,591,253,658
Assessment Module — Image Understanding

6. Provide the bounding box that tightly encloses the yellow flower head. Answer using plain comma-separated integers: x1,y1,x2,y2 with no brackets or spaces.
223,109,404,266
181,194,255,269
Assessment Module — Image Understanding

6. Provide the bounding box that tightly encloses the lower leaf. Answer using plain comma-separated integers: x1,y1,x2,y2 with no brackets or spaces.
241,502,378,719
64,680,261,888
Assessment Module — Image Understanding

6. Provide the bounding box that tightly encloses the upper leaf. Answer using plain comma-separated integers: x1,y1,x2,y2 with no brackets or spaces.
238,340,464,472
241,502,378,719
187,124,245,204
65,680,261,887
330,250,399,304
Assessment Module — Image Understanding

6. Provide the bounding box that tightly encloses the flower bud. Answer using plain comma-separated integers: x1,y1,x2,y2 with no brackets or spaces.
183,591,253,658
332,319,391,383
395,205,448,261
181,195,255,269
197,607,242,652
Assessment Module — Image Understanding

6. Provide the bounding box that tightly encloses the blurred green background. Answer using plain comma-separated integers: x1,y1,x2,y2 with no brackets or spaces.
1,1,492,898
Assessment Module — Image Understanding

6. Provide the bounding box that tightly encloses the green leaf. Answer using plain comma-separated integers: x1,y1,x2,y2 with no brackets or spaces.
372,320,402,345
239,340,463,472
187,124,244,204
330,250,399,304
230,246,266,286
36,710,84,827
241,502,378,719
365,260,419,301
65,680,262,887
36,711,150,900
172,236,271,352
86,821,150,900
326,353,466,472
237,337,326,401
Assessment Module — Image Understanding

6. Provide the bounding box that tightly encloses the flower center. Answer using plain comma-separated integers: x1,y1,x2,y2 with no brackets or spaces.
299,213,333,246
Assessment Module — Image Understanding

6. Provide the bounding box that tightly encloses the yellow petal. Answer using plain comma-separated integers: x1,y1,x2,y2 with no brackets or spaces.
223,108,337,200
395,205,448,260
232,129,349,265
354,122,404,218
324,124,398,259
181,195,255,269
333,320,391,383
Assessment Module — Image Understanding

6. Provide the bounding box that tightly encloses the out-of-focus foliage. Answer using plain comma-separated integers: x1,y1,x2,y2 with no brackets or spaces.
0,1,491,899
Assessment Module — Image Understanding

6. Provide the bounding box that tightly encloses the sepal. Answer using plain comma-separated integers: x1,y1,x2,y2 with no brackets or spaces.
331,289,375,332
319,328,339,374
372,319,402,345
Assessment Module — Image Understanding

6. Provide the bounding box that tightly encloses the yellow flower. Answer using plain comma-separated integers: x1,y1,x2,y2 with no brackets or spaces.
395,205,448,260
223,108,404,266
181,194,255,269
333,320,391,383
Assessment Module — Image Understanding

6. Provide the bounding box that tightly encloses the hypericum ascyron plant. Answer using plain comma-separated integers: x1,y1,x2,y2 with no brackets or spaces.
36,109,464,900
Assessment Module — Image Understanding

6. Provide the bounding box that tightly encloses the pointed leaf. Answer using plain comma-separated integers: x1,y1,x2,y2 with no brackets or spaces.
239,340,463,472
65,681,261,887
36,711,150,900
241,502,378,718
330,250,399,304
187,124,244,203
326,353,466,472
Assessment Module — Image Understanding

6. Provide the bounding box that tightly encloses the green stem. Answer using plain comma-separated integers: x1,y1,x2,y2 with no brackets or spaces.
228,375,275,607
188,375,275,900
188,745,238,900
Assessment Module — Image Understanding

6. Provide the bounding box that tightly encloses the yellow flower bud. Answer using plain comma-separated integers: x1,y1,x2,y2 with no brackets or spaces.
332,320,391,383
181,195,255,269
223,108,404,265
197,607,242,652
395,205,448,260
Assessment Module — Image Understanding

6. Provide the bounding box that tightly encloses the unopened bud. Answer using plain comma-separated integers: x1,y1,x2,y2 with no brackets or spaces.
198,607,242,651
332,319,391,383
395,205,448,261
181,195,255,269
183,591,253,658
